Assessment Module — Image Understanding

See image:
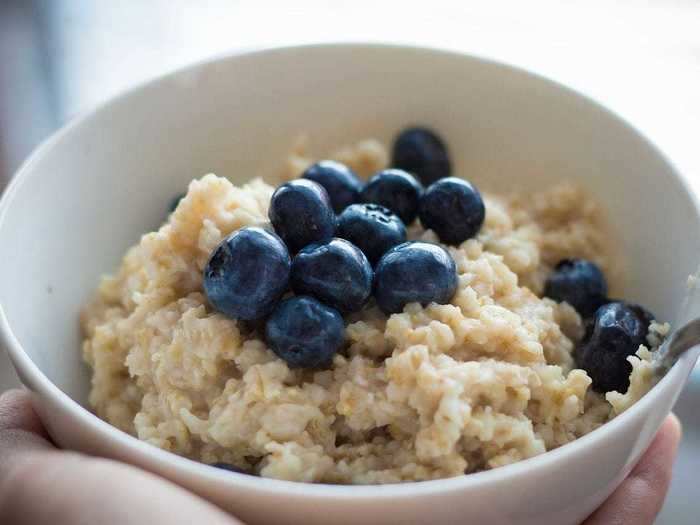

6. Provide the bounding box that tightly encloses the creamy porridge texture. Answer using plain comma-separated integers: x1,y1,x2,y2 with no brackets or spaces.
81,137,662,483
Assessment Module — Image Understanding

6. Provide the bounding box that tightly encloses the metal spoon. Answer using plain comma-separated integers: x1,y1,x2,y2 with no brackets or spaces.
651,271,700,376
651,317,700,376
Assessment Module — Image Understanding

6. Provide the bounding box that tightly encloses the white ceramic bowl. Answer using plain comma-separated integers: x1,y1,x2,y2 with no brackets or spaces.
0,44,698,525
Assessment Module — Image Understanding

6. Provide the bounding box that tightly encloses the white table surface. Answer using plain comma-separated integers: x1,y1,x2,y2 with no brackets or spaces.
1,1,699,522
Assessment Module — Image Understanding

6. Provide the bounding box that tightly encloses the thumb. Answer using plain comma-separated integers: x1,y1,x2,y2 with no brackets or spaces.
583,414,682,525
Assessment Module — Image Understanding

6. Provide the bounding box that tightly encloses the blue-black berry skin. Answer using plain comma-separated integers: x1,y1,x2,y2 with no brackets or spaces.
265,296,345,368
374,241,458,314
203,227,291,320
575,300,655,366
544,259,608,318
627,303,655,331
291,238,373,313
391,127,451,185
360,169,424,225
605,300,655,332
302,160,363,213
577,302,648,393
418,177,485,245
337,203,407,266
268,179,337,253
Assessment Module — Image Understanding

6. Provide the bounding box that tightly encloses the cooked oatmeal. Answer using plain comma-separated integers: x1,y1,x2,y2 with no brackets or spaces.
81,138,661,484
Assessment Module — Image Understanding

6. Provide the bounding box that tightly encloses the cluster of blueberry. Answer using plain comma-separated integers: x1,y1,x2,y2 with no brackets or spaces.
202,128,486,368
194,126,656,392
543,259,656,393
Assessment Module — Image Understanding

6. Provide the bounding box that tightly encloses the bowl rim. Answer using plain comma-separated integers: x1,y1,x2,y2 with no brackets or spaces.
1,41,699,499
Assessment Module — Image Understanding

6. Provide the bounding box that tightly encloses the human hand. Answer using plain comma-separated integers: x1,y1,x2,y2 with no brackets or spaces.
583,413,681,524
0,389,681,525
0,389,243,525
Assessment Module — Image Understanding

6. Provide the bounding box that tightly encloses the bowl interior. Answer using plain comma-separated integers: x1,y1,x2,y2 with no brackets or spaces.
1,43,698,409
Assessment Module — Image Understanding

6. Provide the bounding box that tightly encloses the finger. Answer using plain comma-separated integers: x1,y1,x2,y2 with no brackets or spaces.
583,414,682,525
0,390,243,524
0,389,49,436
0,389,55,467
1,454,245,525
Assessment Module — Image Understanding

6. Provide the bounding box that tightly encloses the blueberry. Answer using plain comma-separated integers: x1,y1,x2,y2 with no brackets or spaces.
575,300,654,363
203,227,291,320
268,179,337,253
360,169,424,224
418,177,485,245
337,203,406,266
291,238,373,313
265,296,345,368
302,160,363,213
611,300,655,331
211,462,247,474
374,241,458,314
578,302,648,393
170,193,186,212
544,259,608,318
391,127,451,185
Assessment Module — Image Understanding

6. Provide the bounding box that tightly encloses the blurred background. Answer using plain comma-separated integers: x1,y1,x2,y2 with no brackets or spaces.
0,0,698,522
